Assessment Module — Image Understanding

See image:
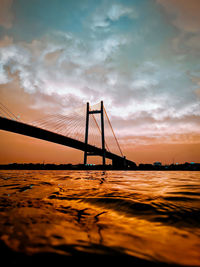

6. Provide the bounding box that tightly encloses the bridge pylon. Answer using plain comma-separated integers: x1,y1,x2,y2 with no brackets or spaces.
84,101,106,166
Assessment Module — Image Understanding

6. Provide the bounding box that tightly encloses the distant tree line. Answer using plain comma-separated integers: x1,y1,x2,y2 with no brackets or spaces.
0,162,199,171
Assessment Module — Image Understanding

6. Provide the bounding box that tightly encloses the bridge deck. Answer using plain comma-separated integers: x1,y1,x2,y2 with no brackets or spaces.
0,117,135,167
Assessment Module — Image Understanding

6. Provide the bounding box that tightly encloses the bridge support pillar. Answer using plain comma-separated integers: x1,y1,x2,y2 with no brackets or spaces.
84,102,90,165
100,101,106,166
112,157,126,169
112,159,120,169
84,101,106,166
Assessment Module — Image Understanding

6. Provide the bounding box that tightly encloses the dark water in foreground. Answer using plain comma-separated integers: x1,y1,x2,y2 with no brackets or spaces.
0,170,200,266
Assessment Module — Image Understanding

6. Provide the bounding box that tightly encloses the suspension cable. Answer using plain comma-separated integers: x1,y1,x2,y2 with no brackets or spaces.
103,106,123,157
0,102,20,121
91,113,110,152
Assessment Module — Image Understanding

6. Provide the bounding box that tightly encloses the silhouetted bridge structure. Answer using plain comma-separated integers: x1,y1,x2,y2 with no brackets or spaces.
0,101,135,168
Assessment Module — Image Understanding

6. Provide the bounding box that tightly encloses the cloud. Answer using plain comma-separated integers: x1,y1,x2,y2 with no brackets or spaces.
0,0,14,29
90,3,138,30
0,35,13,47
1,28,199,139
171,31,200,55
0,35,13,84
112,106,200,148
107,4,138,21
157,0,200,54
157,0,200,33
0,0,199,142
120,133,200,147
0,31,129,113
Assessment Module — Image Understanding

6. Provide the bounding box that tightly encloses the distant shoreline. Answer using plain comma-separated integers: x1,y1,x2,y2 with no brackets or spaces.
0,162,200,171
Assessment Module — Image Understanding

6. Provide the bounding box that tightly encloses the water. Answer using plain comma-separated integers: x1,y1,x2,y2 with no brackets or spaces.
0,170,200,266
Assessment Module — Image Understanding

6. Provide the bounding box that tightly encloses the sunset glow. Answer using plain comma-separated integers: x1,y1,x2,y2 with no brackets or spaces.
0,0,200,164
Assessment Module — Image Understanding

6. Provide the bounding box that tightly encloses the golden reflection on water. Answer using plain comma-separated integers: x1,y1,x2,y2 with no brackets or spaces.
0,170,200,265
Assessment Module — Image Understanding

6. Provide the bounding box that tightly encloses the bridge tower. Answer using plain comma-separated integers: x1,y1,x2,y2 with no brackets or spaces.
84,101,106,166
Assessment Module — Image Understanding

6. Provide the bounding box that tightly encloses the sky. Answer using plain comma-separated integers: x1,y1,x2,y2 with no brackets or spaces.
0,0,200,165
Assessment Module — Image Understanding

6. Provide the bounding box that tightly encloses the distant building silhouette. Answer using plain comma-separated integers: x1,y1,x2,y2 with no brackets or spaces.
153,162,162,166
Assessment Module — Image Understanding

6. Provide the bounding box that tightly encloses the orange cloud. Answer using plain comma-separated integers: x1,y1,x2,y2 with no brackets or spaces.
126,142,200,165
0,35,13,47
1,73,200,165
157,0,200,33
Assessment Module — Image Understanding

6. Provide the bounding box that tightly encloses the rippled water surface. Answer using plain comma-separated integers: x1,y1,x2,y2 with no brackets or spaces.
0,170,200,266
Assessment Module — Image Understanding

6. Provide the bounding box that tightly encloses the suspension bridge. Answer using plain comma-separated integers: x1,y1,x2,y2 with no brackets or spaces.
0,101,136,168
